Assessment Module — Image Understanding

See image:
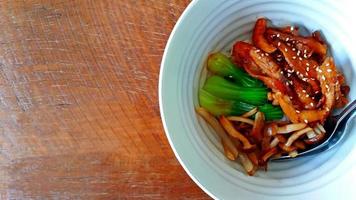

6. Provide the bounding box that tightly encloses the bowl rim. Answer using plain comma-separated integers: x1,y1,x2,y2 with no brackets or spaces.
159,1,218,199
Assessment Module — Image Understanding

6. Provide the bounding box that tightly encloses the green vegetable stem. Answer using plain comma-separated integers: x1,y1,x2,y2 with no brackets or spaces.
208,52,264,87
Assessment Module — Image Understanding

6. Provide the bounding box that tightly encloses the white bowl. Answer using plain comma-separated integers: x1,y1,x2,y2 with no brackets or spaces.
159,0,356,199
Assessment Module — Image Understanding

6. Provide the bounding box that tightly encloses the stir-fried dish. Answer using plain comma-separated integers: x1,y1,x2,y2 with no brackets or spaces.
196,18,349,176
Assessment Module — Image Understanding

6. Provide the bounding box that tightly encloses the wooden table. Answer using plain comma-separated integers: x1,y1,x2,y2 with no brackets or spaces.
0,1,209,199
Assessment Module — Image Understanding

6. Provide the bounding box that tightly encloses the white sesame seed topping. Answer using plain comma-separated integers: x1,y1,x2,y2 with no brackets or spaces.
277,33,280,37
327,69,332,72
296,71,300,75
286,82,289,86
322,75,326,81
312,96,315,100
256,49,261,52
302,89,306,93
306,63,310,66
306,67,310,71
296,110,300,113
292,48,296,51
302,78,308,81
310,102,314,106
290,96,293,99
325,85,329,89
299,57,303,60
258,56,262,59
303,54,308,58
287,73,291,77
265,53,269,56
286,37,290,41
284,48,288,52
287,43,291,46
277,42,281,46
304,119,308,123
305,72,309,76
290,26,294,31
280,71,284,74
326,63,330,67
297,50,301,56
292,56,296,59
326,107,330,111
336,96,339,100
306,94,310,97
304,49,307,53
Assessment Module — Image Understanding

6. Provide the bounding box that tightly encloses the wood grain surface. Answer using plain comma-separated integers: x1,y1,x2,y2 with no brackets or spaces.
0,1,210,199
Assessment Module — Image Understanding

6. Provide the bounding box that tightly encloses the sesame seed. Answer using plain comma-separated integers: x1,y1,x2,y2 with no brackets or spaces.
265,53,269,56
297,50,301,56
292,56,296,59
325,85,329,89
302,89,306,93
306,67,310,71
306,63,310,66
277,42,281,46
284,48,288,52
336,96,340,100
261,54,265,57
292,48,296,51
286,37,290,41
299,57,303,60
305,72,309,76
287,73,291,77
304,54,308,58
280,71,284,74
302,78,308,81
310,102,314,106
326,63,330,67
277,33,280,37
258,56,262,59
286,82,289,86
290,96,293,99
287,43,291,46
289,81,293,85
322,75,326,81
327,69,332,72
312,96,315,100
306,94,310,97
304,119,308,123
296,71,300,75
326,107,330,111
290,26,294,31
304,49,307,53
296,110,300,113
256,49,261,53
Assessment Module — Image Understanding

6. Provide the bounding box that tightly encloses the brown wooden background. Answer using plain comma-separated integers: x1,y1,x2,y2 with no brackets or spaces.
0,0,210,199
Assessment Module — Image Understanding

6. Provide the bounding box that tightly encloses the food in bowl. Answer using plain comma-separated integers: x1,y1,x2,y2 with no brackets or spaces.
196,18,349,176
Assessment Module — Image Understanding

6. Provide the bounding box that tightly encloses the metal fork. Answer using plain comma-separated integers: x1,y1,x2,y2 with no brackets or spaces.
273,99,356,161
